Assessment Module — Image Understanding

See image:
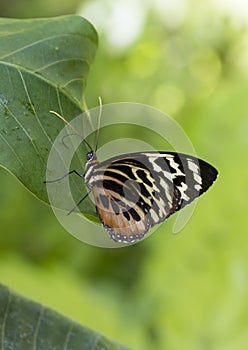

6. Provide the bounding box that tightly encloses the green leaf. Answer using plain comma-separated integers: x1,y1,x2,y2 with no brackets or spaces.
0,284,131,350
0,15,98,210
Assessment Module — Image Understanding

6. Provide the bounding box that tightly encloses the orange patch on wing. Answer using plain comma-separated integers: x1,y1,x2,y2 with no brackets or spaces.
92,186,150,237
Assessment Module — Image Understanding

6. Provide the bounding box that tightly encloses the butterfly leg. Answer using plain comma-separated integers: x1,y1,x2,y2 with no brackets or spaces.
44,170,90,215
44,170,84,183
67,191,91,215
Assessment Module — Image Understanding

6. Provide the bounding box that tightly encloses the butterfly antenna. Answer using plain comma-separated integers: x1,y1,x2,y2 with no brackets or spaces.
49,110,93,152
95,96,103,152
50,111,79,135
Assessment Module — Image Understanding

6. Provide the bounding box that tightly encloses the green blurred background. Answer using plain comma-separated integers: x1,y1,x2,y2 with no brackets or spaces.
1,0,248,349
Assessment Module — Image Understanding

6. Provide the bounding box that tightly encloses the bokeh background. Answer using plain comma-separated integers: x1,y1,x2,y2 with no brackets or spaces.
0,0,248,349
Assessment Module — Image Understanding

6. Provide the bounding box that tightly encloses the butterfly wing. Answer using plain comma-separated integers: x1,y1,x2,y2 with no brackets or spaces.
90,152,218,242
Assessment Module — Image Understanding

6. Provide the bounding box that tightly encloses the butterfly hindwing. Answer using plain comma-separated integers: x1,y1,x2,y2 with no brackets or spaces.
91,159,152,242
89,152,218,242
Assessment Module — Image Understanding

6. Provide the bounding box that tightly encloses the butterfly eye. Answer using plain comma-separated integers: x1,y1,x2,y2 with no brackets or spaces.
86,151,94,161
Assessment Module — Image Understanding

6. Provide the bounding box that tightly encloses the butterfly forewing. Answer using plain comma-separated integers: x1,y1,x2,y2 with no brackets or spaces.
87,152,218,243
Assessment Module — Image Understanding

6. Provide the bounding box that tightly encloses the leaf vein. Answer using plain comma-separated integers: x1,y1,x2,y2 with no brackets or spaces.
61,77,85,89
64,322,74,350
0,61,82,109
18,69,54,148
32,305,44,350
5,96,47,168
1,286,11,350
0,132,25,169
34,57,90,74
90,334,102,350
0,33,95,61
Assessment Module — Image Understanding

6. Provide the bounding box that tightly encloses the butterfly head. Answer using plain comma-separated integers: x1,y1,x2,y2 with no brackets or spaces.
86,151,95,161
85,150,98,167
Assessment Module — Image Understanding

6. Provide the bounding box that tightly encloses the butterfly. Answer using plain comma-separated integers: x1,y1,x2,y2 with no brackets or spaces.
82,150,218,242
45,105,218,243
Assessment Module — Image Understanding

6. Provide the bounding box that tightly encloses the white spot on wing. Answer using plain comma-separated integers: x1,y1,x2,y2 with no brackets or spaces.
159,177,172,203
195,184,202,191
150,209,160,222
193,173,202,184
187,158,202,185
149,159,163,173
168,156,184,177
187,159,199,173
177,182,190,201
